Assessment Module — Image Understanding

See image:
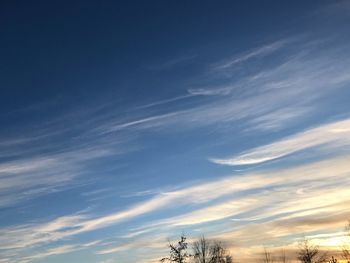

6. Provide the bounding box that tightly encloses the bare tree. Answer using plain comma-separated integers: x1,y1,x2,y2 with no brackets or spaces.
262,248,274,263
279,249,289,263
210,241,232,263
193,237,212,263
265,248,290,263
297,238,328,263
161,235,190,263
192,237,233,263
162,235,232,263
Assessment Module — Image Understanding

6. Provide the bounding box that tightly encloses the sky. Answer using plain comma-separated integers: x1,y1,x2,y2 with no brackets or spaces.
1,1,350,262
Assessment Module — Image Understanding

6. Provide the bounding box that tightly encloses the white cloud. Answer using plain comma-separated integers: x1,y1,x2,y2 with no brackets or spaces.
20,240,101,262
135,94,195,109
187,87,232,96
129,156,350,233
245,107,312,132
74,36,350,144
213,39,288,70
0,145,116,208
211,118,350,165
2,155,350,262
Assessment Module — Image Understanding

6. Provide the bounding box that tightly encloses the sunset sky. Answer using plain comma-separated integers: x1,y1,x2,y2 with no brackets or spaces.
1,1,350,262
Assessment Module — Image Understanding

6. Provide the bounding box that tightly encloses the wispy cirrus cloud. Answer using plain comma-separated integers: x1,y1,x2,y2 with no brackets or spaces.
135,94,195,109
212,39,289,70
244,106,312,132
124,155,350,231
0,144,117,208
11,241,102,263
2,154,350,262
211,118,350,166
95,156,350,261
146,54,197,70
0,101,137,209
187,87,232,96
91,37,350,137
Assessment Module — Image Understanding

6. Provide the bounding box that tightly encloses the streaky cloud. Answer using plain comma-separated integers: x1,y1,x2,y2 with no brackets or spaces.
213,39,289,70
187,87,232,96
135,94,195,109
211,118,350,166
2,155,350,261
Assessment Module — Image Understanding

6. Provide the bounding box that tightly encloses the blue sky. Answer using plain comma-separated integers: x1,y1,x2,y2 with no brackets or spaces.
1,1,350,262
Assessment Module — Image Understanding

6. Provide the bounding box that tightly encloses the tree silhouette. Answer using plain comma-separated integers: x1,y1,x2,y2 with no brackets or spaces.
279,249,289,263
162,236,233,263
209,241,232,263
193,236,212,263
297,238,328,263
161,235,191,263
158,226,350,263
262,248,274,263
